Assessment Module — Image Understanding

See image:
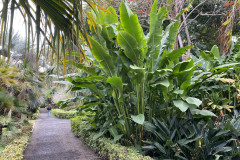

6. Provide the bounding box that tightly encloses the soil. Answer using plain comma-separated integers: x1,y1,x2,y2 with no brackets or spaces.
23,108,101,160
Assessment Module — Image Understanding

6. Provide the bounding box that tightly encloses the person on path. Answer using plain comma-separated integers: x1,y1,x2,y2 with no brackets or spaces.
47,104,52,116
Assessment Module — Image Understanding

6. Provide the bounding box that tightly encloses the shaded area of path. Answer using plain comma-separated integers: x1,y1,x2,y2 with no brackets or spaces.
23,108,100,160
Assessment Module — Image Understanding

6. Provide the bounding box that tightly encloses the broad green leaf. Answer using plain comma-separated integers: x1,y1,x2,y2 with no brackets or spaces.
173,100,189,112
143,121,156,132
158,46,192,69
101,26,111,44
147,4,167,71
107,77,123,93
148,1,167,48
211,45,220,59
89,36,116,77
107,77,123,100
200,51,209,61
211,63,239,71
93,131,106,140
167,22,179,50
155,22,180,69
109,126,118,137
120,1,145,48
73,61,97,75
105,7,118,24
173,89,184,95
172,59,195,91
118,119,125,126
184,97,202,107
151,79,170,87
191,109,216,117
131,114,145,125
114,134,123,142
73,83,105,99
117,31,143,66
168,46,193,62
74,76,105,82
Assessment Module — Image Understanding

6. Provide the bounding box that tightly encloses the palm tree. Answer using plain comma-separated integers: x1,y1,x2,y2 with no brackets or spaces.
0,0,99,74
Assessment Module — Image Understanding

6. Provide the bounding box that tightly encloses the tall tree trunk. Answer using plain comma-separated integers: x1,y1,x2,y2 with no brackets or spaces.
182,13,191,60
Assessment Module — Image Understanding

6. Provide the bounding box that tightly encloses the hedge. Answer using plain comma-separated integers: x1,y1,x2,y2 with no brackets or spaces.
0,122,33,160
51,109,76,119
71,116,152,160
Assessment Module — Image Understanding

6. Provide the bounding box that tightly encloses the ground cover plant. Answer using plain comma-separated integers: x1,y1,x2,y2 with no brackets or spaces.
0,121,34,160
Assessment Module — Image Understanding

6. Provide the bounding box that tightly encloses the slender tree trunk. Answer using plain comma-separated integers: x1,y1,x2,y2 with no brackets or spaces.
182,13,191,60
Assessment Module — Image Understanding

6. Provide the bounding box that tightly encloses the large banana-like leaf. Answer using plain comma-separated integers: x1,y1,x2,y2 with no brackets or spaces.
117,31,143,66
172,59,195,91
89,36,116,77
155,22,180,70
158,46,192,69
73,61,97,76
120,1,145,49
210,45,220,59
147,1,167,49
147,0,168,71
66,77,105,99
104,7,118,24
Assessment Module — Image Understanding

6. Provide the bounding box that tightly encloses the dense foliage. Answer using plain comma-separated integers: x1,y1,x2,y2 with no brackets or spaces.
71,116,152,160
0,59,44,153
0,122,33,160
1,0,240,159
56,1,240,159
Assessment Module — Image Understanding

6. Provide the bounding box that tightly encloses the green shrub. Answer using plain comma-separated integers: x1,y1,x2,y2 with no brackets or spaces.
71,116,152,160
0,123,33,160
52,109,76,119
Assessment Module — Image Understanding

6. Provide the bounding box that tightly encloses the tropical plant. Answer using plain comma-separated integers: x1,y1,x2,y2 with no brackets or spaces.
189,44,240,116
60,0,227,146
143,113,240,159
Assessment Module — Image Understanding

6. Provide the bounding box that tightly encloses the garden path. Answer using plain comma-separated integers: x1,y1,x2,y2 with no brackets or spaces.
23,108,100,160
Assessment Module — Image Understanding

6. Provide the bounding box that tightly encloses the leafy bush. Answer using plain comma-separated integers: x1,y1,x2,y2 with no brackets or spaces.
57,1,240,159
143,113,240,159
51,109,76,119
0,122,33,160
0,60,44,118
71,116,152,160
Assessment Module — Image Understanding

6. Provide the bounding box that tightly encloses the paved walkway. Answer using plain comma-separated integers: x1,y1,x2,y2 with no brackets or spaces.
23,109,100,160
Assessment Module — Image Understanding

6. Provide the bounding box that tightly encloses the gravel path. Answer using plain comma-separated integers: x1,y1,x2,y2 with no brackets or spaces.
23,109,100,160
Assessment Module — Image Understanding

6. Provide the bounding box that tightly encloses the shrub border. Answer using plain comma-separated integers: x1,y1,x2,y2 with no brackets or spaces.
0,121,34,160
51,109,76,119
71,116,152,160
